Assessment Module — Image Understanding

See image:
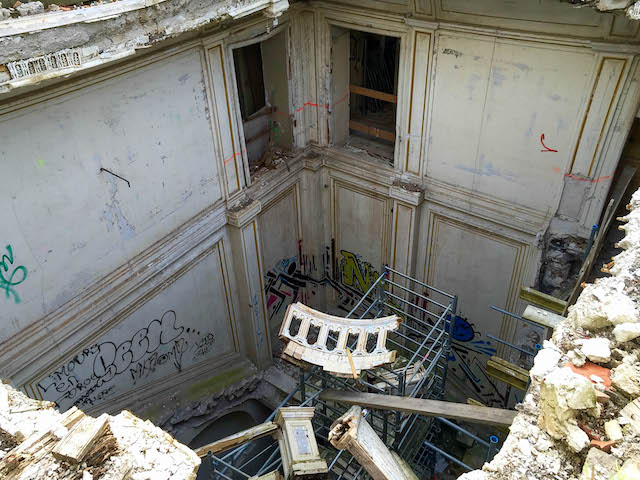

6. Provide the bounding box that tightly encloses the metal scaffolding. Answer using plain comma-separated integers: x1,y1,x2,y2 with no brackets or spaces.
204,265,495,479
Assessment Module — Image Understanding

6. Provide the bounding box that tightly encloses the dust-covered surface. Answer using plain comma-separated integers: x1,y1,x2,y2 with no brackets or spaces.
459,188,640,480
0,0,289,93
0,381,200,480
563,0,640,19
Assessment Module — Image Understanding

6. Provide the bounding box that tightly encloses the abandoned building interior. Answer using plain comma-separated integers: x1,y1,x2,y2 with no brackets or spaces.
2,0,640,478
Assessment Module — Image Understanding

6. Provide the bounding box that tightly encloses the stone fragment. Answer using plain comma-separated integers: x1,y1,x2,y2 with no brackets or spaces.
569,280,638,329
610,459,640,480
530,347,561,381
604,419,623,441
578,447,619,480
613,322,640,343
16,1,43,15
0,7,10,19
539,368,598,452
611,361,640,397
581,338,611,363
566,423,590,452
568,349,586,367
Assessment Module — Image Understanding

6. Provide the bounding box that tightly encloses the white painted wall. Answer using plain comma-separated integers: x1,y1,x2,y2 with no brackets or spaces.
1,1,639,415
0,48,221,343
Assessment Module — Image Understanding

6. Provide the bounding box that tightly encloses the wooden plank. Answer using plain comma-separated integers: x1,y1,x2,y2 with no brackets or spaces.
486,356,529,391
519,286,567,314
349,84,397,104
320,390,517,427
195,421,279,457
349,120,395,142
52,413,109,464
59,406,86,430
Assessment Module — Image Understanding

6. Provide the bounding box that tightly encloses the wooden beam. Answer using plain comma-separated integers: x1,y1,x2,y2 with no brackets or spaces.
329,406,416,480
486,356,529,391
195,421,278,457
349,120,395,142
519,286,567,314
319,390,517,427
349,84,397,103
52,413,109,464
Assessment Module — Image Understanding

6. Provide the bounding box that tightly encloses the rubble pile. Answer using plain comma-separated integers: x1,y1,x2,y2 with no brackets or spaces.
0,381,200,480
460,189,640,480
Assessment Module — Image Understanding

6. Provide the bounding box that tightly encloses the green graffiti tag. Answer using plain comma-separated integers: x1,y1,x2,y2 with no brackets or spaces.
0,245,27,304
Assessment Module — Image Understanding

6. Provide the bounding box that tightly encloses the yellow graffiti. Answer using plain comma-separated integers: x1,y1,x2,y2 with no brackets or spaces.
340,250,379,293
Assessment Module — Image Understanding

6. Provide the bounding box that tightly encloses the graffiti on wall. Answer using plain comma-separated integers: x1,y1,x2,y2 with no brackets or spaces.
446,314,507,406
37,309,215,410
264,246,382,326
0,244,27,304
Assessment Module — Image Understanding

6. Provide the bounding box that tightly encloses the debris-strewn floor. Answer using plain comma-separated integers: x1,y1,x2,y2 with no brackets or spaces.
0,381,200,480
460,188,640,480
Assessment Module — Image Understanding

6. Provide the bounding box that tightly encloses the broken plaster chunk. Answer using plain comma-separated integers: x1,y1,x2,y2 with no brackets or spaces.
611,361,640,397
579,447,620,480
530,347,562,381
568,349,587,367
613,323,640,343
581,338,611,364
539,368,598,448
604,419,623,441
610,459,640,480
17,1,43,16
569,280,638,329
566,422,590,453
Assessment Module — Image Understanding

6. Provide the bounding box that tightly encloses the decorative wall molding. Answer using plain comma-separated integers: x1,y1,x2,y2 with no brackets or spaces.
0,201,229,387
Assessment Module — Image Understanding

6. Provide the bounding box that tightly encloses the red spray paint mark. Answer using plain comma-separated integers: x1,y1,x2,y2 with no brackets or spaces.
224,148,246,164
227,93,350,163
564,174,611,183
540,134,558,152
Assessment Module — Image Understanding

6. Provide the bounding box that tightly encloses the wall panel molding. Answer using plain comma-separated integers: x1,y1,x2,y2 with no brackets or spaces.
569,55,630,177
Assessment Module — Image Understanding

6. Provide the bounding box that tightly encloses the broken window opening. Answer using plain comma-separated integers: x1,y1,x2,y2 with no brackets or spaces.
232,30,293,181
331,28,399,165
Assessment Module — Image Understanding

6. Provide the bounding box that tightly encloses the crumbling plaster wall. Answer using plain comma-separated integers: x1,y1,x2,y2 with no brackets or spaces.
458,186,640,480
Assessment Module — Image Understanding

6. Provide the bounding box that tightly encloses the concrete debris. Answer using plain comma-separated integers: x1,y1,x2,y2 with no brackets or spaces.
0,7,9,19
569,279,638,329
611,360,640,397
16,1,42,15
568,349,587,367
580,337,612,363
539,367,598,449
578,447,620,480
460,187,640,480
610,459,640,480
0,380,200,479
604,419,623,441
613,322,640,343
530,345,563,380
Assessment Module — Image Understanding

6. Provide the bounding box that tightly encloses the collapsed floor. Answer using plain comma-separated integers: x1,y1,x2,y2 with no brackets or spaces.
0,381,200,479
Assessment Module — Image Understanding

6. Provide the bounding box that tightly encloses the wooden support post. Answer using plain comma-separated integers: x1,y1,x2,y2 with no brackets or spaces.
328,406,416,480
320,390,517,427
195,422,279,457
